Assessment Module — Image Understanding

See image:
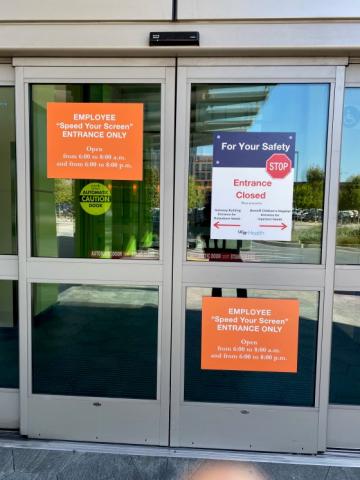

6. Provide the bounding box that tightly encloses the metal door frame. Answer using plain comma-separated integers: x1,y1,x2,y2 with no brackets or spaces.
170,58,347,453
0,62,19,429
14,58,175,444
327,62,360,449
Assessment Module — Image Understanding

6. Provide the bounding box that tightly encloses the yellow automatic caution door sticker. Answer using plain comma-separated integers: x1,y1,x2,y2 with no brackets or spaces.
79,182,111,216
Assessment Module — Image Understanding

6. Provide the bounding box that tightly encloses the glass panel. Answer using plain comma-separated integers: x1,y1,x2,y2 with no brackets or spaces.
330,291,360,404
336,88,360,264
185,287,319,406
0,281,19,388
0,87,16,255
187,84,330,264
31,84,161,259
32,283,158,399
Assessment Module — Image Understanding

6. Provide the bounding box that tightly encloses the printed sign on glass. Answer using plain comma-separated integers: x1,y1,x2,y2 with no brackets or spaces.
47,102,143,180
201,297,299,373
211,132,295,241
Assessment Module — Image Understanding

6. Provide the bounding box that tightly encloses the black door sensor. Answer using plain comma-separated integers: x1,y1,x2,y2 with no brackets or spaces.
149,32,200,47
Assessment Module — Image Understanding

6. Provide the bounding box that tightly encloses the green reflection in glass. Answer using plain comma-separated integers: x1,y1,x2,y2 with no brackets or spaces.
185,287,318,407
31,84,160,259
336,88,360,265
0,87,16,255
0,281,18,388
32,283,158,399
187,83,330,264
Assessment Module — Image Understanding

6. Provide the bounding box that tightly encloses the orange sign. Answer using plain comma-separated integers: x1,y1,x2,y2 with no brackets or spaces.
201,297,299,373
47,102,143,180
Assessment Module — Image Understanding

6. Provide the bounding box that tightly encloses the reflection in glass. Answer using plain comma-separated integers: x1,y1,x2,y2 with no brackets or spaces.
330,292,360,404
32,284,158,399
185,288,318,406
336,89,360,264
0,281,18,388
0,87,16,255
31,84,161,259
187,84,329,264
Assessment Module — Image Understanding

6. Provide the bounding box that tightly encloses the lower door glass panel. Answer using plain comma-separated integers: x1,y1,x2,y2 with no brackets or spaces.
185,288,319,406
32,283,158,399
330,291,360,404
0,280,18,388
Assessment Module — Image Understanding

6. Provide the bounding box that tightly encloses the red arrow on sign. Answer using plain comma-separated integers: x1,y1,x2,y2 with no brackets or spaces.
259,223,287,230
213,221,241,229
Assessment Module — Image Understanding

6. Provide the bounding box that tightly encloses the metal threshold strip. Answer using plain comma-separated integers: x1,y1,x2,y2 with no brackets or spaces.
0,432,359,468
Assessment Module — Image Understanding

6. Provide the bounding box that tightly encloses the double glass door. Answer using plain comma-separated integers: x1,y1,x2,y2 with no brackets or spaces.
3,58,351,452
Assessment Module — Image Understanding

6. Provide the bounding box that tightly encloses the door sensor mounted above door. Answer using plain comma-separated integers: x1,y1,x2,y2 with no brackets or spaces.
149,32,200,46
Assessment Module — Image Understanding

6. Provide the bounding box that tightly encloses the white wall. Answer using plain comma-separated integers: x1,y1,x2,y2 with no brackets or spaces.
0,0,172,21
178,0,360,20
2,0,360,21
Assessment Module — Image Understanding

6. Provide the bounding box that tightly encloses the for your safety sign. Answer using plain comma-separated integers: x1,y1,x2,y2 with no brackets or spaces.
211,132,295,241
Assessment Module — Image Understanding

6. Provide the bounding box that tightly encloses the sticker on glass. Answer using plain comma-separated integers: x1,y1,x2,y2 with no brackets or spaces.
79,182,111,216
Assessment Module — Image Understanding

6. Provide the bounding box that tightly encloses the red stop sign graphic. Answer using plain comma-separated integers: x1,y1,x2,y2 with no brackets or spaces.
266,154,292,179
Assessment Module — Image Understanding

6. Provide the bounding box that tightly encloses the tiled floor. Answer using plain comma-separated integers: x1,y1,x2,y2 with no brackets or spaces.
0,446,360,480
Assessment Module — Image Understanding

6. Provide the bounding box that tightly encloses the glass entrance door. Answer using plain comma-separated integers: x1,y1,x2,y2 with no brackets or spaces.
0,64,19,429
16,60,175,444
328,64,360,448
15,58,350,452
170,60,343,453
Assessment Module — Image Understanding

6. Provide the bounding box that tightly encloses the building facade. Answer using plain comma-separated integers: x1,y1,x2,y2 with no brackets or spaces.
0,0,360,454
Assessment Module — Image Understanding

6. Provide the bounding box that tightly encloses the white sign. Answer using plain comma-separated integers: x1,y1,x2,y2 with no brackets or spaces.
211,132,295,241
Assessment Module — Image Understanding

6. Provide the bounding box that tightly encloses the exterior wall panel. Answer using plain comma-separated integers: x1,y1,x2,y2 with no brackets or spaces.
178,0,360,20
0,0,172,21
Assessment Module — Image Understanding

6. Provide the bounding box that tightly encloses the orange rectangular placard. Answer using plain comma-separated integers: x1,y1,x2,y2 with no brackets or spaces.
202,297,299,373
47,102,143,180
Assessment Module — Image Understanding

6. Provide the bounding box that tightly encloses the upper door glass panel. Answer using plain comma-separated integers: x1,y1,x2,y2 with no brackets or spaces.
336,88,360,265
0,87,16,255
187,83,330,264
31,84,161,259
